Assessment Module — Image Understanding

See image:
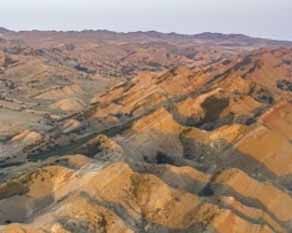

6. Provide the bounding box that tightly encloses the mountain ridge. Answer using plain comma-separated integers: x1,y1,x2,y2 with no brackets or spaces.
0,28,292,233
1,26,291,45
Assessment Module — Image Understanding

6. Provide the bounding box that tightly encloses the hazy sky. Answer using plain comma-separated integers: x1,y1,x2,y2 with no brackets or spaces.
1,0,292,40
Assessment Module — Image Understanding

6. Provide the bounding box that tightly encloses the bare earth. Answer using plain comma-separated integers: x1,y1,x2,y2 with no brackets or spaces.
0,28,292,233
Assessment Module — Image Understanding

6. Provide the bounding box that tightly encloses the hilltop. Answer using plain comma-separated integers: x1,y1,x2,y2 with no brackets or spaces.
0,28,292,233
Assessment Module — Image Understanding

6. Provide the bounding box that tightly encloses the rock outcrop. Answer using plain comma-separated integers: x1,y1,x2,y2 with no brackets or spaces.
1,31,292,233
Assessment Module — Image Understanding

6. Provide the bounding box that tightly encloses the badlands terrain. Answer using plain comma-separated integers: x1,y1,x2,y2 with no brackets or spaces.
0,28,292,233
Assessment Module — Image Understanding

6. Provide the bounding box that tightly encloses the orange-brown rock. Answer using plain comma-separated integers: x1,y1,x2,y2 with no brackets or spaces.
1,30,292,233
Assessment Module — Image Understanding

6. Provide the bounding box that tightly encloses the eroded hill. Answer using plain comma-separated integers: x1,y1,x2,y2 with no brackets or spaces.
0,30,292,233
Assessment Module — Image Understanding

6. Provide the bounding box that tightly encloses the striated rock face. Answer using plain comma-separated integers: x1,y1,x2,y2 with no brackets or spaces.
0,162,282,233
1,31,292,233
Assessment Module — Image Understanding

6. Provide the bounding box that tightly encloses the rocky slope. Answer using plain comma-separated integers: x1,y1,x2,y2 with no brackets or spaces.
0,30,292,233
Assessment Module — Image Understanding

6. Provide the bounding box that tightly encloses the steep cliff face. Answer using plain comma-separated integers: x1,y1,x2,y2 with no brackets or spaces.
1,33,292,233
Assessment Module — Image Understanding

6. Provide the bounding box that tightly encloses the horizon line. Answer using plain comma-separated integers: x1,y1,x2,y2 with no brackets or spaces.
1,26,292,43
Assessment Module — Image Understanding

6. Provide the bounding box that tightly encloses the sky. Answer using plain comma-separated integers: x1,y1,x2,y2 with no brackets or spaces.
1,0,292,40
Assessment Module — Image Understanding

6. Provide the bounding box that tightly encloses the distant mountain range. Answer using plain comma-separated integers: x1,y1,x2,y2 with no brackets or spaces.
0,26,291,48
